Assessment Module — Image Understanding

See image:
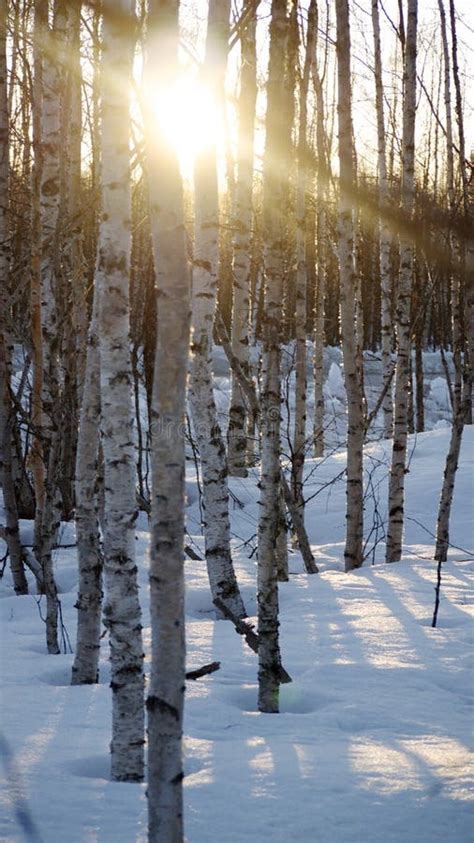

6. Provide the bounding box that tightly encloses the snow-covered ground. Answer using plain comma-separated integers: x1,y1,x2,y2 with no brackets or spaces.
1,356,473,842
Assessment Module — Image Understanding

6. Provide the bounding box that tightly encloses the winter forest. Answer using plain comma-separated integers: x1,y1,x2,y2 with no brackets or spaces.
0,0,473,840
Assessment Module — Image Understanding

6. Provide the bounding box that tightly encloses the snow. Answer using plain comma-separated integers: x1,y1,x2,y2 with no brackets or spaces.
1,357,474,842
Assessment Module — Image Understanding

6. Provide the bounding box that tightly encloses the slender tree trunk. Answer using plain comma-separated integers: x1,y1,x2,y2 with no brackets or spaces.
66,0,87,397
0,2,28,595
335,0,365,572
30,0,46,560
58,0,84,518
312,11,327,458
434,0,470,565
434,382,470,565
71,287,103,685
33,0,66,654
258,0,289,714
98,0,144,782
0,338,29,596
292,0,317,507
144,2,191,839
371,0,393,438
227,8,257,477
189,0,246,619
386,0,417,563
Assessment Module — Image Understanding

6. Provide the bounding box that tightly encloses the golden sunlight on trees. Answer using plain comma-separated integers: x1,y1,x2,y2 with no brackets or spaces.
0,1,472,841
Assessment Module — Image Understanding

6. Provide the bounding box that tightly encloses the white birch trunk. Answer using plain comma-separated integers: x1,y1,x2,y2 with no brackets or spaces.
292,0,316,506
39,10,61,414
66,0,87,397
335,0,365,572
258,0,289,713
312,26,327,459
30,0,46,554
227,10,257,477
189,0,246,619
35,1,64,654
386,0,417,564
98,0,144,782
144,3,191,838
434,0,469,565
71,288,103,685
371,0,393,439
0,4,28,595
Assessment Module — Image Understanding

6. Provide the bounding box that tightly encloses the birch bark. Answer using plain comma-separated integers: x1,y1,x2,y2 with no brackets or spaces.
386,0,417,563
189,0,246,619
98,0,144,782
335,0,365,571
312,13,327,458
292,0,317,506
258,0,289,713
34,0,65,654
0,2,28,595
144,4,192,837
71,287,103,685
371,0,393,438
227,9,257,477
30,0,46,567
434,0,469,565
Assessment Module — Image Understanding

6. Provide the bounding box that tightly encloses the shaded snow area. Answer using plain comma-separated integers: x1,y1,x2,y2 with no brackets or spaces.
1,424,474,838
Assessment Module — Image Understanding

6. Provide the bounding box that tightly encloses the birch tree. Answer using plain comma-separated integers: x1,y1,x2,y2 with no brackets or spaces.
71,287,103,685
144,0,192,837
434,0,470,566
30,0,46,561
335,0,365,571
31,0,65,654
312,1,327,458
227,5,257,477
0,2,28,594
386,0,417,564
97,0,144,782
258,0,290,713
292,0,317,506
371,0,393,438
189,0,246,619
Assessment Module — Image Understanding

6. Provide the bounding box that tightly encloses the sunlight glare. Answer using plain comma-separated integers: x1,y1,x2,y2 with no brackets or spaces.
148,74,223,179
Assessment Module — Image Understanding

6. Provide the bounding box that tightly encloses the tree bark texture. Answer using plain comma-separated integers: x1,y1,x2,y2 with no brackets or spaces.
189,0,246,620
144,0,192,838
258,0,289,714
97,0,144,782
71,287,103,685
386,0,417,563
335,0,365,572
227,9,257,477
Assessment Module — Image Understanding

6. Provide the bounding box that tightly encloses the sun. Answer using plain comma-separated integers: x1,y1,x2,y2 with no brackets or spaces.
147,73,224,179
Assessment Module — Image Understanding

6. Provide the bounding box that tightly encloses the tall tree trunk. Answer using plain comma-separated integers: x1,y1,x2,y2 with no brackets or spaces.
30,0,46,566
434,0,470,565
144,2,191,839
71,286,103,685
292,0,317,507
371,0,393,438
258,0,289,714
312,7,327,458
189,0,246,619
98,0,144,782
227,6,257,477
335,0,365,572
58,0,84,518
448,0,472,422
0,1,28,595
33,0,66,654
386,0,417,563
